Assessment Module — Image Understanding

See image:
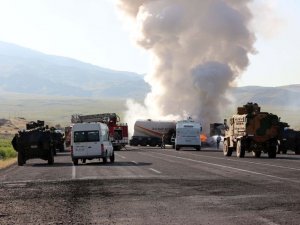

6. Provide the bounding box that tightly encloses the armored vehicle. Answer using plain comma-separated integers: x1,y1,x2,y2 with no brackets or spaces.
223,103,281,158
11,120,55,166
278,128,300,155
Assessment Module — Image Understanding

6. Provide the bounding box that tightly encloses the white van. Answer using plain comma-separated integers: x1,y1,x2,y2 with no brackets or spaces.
175,119,202,151
71,122,114,165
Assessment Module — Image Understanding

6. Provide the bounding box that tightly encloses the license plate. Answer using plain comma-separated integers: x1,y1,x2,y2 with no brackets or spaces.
30,145,38,149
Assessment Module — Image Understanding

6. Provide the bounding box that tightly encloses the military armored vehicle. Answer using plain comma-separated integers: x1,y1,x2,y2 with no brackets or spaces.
278,128,300,155
223,103,281,158
11,120,55,166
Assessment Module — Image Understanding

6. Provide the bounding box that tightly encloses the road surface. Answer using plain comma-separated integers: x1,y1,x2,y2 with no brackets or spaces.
0,146,299,225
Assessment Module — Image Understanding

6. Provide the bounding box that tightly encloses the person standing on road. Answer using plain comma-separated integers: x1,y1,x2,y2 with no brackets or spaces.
161,134,166,149
216,135,221,149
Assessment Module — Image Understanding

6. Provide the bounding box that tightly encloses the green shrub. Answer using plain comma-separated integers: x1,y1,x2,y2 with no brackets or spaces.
0,139,17,160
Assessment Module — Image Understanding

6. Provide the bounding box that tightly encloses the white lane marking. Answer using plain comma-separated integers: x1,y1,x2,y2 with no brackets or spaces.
185,152,300,171
154,152,300,184
115,153,126,159
131,161,138,165
72,165,76,179
138,152,178,163
149,168,161,174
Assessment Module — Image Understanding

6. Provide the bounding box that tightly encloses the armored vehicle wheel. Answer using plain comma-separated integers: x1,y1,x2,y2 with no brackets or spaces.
252,151,261,158
268,146,277,158
59,144,65,152
48,150,54,165
73,158,78,165
82,159,86,164
175,145,180,151
110,152,115,163
223,141,232,156
236,140,245,158
17,152,25,166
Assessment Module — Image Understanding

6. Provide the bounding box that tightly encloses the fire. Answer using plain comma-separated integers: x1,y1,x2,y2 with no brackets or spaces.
200,134,207,142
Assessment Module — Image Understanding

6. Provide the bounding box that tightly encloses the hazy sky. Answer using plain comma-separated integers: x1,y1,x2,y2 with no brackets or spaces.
0,0,299,87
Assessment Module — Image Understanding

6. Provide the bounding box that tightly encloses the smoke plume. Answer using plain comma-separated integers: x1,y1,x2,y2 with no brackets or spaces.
117,0,255,133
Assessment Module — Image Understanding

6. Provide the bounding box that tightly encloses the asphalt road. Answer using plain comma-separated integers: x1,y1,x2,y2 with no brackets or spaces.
0,146,300,225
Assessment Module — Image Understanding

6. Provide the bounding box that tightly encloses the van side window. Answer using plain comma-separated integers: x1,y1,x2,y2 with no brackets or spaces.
74,130,100,143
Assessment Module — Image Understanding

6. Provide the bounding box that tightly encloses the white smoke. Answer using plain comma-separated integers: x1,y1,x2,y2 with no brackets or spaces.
117,0,256,134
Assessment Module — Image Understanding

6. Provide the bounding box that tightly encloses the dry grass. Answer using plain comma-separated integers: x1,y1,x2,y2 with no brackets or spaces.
0,157,17,169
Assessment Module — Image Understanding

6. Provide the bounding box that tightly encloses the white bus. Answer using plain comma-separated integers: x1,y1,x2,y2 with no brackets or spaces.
175,119,202,151
71,122,114,165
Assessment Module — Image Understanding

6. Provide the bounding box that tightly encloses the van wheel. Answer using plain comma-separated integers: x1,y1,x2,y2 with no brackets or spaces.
175,145,180,151
73,158,78,166
110,152,115,163
103,157,107,164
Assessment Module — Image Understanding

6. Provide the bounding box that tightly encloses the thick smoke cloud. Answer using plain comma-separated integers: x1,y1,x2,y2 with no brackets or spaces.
117,0,255,133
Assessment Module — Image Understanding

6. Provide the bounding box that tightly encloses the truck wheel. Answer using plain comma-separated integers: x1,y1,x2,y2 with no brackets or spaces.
268,146,277,158
149,140,157,147
48,150,54,165
110,152,115,163
73,158,78,166
223,141,232,157
236,140,245,158
282,149,287,154
17,151,25,166
252,151,261,158
140,140,147,146
131,140,138,146
195,146,201,151
175,145,180,151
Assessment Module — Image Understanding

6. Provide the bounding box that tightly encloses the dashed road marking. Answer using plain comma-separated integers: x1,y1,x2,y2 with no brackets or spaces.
149,168,161,174
131,161,138,165
154,152,300,184
184,152,300,171
72,165,76,179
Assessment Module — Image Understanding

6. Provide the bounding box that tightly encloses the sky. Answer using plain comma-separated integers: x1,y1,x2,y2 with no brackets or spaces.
0,0,299,87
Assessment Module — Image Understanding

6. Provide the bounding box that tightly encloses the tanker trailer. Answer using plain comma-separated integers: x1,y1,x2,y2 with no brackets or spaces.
130,120,176,147
11,120,55,166
223,103,281,158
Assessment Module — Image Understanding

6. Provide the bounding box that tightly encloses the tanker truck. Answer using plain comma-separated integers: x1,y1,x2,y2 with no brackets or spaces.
223,103,282,158
130,119,176,147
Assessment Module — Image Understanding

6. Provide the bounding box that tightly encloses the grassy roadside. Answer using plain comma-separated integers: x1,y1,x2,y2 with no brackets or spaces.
0,137,17,169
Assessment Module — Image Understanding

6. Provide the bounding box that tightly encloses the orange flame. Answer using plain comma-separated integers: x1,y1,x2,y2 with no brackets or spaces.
200,134,207,142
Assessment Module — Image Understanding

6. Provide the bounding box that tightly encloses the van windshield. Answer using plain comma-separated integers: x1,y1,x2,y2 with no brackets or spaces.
74,130,100,143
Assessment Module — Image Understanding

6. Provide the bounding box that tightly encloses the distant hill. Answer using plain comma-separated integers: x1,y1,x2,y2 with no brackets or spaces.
230,85,300,107
0,41,150,98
